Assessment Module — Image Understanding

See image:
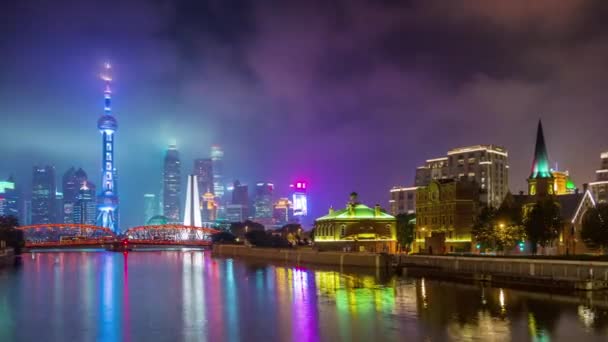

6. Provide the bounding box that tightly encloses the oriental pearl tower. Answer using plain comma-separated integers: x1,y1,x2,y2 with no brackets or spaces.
96,62,120,233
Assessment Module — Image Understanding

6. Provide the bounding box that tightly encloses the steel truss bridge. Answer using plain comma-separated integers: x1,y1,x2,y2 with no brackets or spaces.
17,224,219,248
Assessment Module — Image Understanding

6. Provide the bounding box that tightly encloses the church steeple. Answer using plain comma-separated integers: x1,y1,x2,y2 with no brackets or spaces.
530,120,552,179
527,120,554,196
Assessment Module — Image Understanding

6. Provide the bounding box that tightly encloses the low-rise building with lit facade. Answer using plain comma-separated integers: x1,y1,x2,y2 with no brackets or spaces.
314,193,396,253
414,179,480,253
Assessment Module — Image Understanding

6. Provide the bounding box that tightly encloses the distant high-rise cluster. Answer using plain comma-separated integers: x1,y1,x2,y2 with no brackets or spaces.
0,177,18,218
163,144,181,222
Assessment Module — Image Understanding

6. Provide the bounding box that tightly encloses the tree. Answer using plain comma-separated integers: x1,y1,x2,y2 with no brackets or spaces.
524,199,562,254
395,213,415,253
494,223,526,252
580,203,608,252
472,206,497,250
472,204,526,253
211,231,237,244
0,215,25,254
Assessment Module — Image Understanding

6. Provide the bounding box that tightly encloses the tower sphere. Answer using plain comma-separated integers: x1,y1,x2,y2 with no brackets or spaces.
98,114,118,131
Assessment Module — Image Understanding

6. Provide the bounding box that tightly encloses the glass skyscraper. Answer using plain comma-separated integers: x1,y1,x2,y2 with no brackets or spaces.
32,165,56,224
163,144,181,222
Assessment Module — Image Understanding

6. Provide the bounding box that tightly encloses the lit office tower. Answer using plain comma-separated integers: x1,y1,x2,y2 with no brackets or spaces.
73,181,97,225
194,158,214,194
163,144,181,222
226,180,249,222
96,62,120,233
62,167,88,224
143,193,158,225
210,145,225,198
254,182,274,224
290,181,308,217
414,145,509,208
590,151,608,203
0,177,19,218
273,198,293,225
184,175,203,227
32,165,57,224
193,158,214,219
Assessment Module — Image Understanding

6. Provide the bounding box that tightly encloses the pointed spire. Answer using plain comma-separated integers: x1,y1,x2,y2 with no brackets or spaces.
530,120,552,179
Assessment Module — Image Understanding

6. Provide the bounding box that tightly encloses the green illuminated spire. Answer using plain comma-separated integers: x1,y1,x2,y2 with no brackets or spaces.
530,120,552,179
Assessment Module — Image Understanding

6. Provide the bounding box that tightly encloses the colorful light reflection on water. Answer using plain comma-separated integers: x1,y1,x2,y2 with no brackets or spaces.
0,251,607,341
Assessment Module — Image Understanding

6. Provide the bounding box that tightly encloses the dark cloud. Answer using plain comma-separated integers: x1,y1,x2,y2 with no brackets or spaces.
2,0,608,228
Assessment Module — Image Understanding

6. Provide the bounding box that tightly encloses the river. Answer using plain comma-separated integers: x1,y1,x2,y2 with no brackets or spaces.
0,250,607,341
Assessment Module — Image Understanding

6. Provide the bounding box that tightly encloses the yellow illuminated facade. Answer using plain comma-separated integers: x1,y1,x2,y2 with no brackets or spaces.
314,193,396,253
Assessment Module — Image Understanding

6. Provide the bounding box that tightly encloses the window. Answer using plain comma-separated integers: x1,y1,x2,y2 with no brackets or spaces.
106,153,112,161
106,143,112,151
107,134,112,142
340,225,346,237
106,162,112,170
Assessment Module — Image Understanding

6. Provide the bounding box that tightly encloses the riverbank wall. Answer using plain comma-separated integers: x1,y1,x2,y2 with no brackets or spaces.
397,255,608,291
212,245,391,270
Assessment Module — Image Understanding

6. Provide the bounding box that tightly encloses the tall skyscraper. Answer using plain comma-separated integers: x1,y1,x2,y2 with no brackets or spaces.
74,181,97,225
143,193,159,225
254,182,274,224
414,144,509,208
96,62,120,233
231,180,249,212
201,191,218,222
163,144,181,222
184,175,203,227
210,145,225,198
62,167,88,224
290,181,308,217
32,165,56,224
193,158,214,195
0,177,19,218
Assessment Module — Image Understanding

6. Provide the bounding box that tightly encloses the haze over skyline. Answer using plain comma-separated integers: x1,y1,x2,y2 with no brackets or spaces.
2,0,608,229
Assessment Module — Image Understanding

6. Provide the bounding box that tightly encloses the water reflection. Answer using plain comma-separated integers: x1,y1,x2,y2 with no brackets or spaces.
0,251,607,341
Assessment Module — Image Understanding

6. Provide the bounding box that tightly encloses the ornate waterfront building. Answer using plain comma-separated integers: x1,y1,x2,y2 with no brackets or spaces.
96,63,120,233
414,179,480,253
314,193,396,253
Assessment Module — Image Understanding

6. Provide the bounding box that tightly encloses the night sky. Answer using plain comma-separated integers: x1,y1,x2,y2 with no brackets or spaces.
2,0,608,229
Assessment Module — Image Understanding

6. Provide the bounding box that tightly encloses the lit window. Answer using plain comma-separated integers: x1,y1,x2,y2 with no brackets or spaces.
106,153,112,161
106,162,112,170
106,143,112,151
107,134,112,142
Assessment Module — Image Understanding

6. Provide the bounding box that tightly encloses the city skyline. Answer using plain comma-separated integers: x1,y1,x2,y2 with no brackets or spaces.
3,1,608,229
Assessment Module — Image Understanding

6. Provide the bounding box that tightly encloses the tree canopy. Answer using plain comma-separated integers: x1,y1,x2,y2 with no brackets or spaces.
581,203,608,252
0,215,25,253
524,199,563,254
395,213,415,253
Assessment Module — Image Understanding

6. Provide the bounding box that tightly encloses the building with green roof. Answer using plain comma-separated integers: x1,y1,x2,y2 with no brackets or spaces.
314,193,396,253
